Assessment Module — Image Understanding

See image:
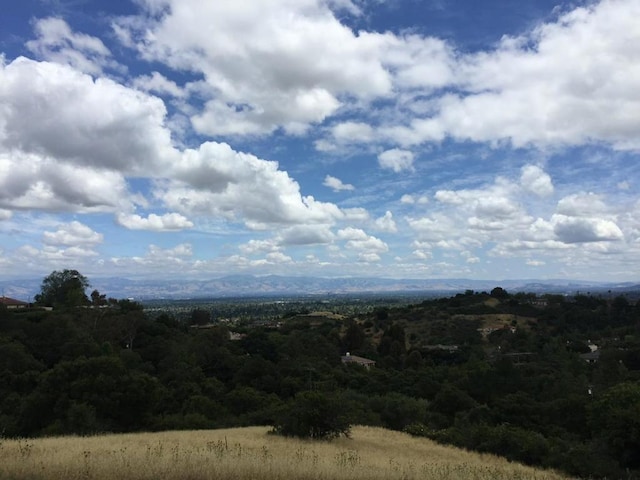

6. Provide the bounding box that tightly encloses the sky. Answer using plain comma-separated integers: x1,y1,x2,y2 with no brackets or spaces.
1,0,639,283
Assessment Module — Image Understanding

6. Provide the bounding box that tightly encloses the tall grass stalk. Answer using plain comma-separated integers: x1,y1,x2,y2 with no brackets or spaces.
0,426,573,480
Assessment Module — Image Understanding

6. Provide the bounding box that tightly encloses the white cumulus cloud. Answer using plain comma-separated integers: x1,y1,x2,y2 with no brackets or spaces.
0,57,176,173
114,0,393,136
323,175,355,192
521,165,554,197
160,142,344,228
375,211,397,233
43,221,103,246
378,149,415,172
116,213,194,231
26,17,117,75
552,214,624,243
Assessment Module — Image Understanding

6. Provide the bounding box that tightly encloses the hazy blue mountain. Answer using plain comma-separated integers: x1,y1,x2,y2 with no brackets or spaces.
2,275,637,301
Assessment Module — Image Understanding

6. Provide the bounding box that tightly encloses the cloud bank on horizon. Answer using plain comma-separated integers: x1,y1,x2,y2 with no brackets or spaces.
1,0,639,282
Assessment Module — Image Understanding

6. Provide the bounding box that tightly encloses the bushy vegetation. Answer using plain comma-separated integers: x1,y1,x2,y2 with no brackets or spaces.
2,272,640,479
272,391,352,439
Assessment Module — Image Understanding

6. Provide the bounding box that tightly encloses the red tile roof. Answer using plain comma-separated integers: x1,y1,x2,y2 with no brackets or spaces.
0,296,28,307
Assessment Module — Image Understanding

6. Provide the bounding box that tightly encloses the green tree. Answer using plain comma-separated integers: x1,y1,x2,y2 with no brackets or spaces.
190,308,211,326
379,323,406,357
18,356,158,435
34,269,90,308
610,295,632,326
429,384,478,424
588,382,640,469
90,289,107,306
272,391,351,440
343,321,365,353
405,350,423,369
373,392,428,430
490,287,509,299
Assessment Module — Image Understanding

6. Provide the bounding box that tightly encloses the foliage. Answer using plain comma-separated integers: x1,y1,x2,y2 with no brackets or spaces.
343,321,366,353
588,382,640,469
429,384,478,422
371,392,428,430
34,269,90,308
190,308,211,325
19,355,159,435
490,287,509,299
90,289,107,306
272,391,351,440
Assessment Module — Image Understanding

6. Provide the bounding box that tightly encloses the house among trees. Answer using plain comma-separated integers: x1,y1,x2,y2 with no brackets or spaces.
580,343,600,364
580,350,601,364
341,352,376,369
0,296,28,309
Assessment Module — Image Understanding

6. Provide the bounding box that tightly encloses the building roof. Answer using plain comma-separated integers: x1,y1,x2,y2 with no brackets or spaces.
341,353,376,366
580,351,601,362
0,296,28,307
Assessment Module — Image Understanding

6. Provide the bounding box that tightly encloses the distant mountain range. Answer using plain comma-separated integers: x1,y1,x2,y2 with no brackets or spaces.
2,275,639,301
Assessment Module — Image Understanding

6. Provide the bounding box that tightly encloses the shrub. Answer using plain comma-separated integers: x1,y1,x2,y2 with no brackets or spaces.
272,391,351,440
371,392,428,430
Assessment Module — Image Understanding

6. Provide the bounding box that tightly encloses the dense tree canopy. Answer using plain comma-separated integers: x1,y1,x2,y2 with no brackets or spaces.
588,382,640,469
34,269,90,308
272,391,351,439
490,287,509,299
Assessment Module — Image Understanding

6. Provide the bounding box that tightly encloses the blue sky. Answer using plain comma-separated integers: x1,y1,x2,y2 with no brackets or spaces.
1,0,639,282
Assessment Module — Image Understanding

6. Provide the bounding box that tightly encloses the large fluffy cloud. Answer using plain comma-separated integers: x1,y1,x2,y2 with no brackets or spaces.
337,227,388,262
114,0,394,136
0,152,133,212
0,57,176,173
0,55,348,230
552,214,624,243
26,17,118,75
0,55,175,213
158,142,344,228
113,0,640,152
43,221,103,246
309,0,640,154
433,175,531,236
384,0,640,150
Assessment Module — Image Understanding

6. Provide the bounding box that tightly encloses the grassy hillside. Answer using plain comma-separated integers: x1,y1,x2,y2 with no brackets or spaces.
0,426,572,480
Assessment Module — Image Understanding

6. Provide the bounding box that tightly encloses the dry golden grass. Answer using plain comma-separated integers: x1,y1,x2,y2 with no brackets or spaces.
0,426,573,480
484,298,502,308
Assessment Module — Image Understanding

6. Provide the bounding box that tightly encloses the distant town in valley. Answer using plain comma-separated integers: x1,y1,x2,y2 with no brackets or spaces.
2,274,640,303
